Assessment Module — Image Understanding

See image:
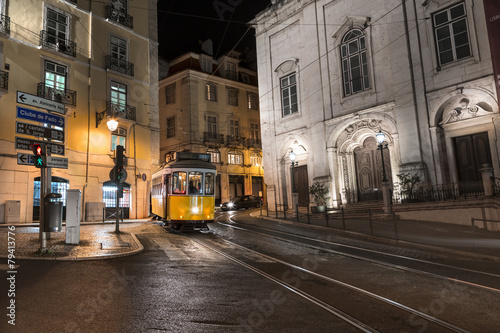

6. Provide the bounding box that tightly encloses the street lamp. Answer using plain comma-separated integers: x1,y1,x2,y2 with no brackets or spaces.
289,150,298,193
376,130,388,183
96,110,119,131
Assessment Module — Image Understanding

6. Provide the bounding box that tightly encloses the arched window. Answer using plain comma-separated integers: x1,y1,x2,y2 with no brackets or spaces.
228,150,243,165
250,153,262,167
341,29,370,96
207,148,220,163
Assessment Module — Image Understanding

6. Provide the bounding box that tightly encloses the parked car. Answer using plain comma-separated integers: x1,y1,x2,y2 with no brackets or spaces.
220,195,262,211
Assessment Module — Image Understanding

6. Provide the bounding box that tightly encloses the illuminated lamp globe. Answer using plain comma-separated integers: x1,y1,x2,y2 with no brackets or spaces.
107,118,119,132
289,150,296,162
376,130,385,144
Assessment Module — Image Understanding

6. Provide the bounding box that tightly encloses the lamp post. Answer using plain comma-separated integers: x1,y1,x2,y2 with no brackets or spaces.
375,130,391,214
289,150,298,193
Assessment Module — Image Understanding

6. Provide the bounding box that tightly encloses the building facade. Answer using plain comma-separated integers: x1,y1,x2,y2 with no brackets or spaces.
159,50,264,206
253,0,498,213
0,0,160,223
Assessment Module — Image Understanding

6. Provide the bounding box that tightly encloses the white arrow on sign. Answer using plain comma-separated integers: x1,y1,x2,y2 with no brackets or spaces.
17,153,34,166
17,91,66,115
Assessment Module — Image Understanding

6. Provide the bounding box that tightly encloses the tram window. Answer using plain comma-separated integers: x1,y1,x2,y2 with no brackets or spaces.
189,172,203,194
166,174,171,194
173,172,187,194
205,173,215,195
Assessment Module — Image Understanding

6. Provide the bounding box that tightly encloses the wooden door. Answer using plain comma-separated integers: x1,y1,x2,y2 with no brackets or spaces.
354,137,391,201
454,132,492,182
293,165,309,206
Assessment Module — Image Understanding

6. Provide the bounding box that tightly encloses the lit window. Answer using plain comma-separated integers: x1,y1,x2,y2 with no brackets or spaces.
281,73,298,116
228,151,243,165
111,127,126,151
248,93,259,110
341,29,369,96
207,148,220,163
433,2,471,66
251,153,262,167
206,83,217,101
111,81,127,112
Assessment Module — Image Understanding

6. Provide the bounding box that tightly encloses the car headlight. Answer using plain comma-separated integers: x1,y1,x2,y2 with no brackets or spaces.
228,202,234,208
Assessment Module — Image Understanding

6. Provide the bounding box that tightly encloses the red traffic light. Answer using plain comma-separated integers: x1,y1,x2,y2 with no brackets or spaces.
30,143,46,156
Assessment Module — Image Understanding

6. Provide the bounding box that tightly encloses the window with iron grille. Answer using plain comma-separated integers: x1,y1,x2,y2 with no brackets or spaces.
228,151,243,165
341,29,370,96
166,84,175,104
110,35,127,61
229,119,239,137
103,185,130,208
111,127,126,151
111,0,127,15
433,2,471,66
280,73,298,116
248,92,258,110
206,82,217,101
167,116,176,138
33,180,69,207
228,88,238,106
207,115,217,139
207,148,220,163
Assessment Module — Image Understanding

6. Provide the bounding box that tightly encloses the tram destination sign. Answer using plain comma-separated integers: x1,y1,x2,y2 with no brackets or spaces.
17,91,65,115
16,106,65,128
15,137,65,156
16,121,64,142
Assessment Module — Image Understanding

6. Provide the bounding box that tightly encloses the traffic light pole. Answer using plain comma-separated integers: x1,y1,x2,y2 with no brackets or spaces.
38,167,47,251
115,184,121,234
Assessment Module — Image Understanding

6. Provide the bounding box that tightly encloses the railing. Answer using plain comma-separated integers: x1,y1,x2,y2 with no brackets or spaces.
246,138,261,148
0,70,8,90
226,135,244,147
203,132,224,144
0,14,10,35
39,30,77,58
37,82,76,107
105,5,133,29
106,101,136,122
392,181,484,204
105,55,134,77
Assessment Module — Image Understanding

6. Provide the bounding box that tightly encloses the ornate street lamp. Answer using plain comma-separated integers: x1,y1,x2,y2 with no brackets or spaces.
96,110,119,131
289,149,298,193
376,130,388,183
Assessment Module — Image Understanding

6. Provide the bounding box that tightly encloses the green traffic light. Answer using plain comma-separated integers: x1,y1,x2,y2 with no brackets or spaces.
36,157,43,166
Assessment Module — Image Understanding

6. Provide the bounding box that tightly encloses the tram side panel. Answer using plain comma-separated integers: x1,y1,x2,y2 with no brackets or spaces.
167,195,215,223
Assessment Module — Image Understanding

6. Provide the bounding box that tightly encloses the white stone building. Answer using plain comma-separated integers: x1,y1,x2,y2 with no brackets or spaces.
252,0,499,217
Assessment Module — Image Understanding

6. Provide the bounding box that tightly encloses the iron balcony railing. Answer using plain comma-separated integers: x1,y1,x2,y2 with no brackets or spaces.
246,138,261,148
0,14,10,35
106,101,136,122
392,181,484,204
105,55,134,77
226,135,244,147
0,70,8,90
37,82,76,107
105,5,133,29
39,30,76,58
203,132,224,145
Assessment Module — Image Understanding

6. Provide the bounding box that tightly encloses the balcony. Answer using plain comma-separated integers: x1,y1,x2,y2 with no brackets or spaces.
203,132,224,145
246,138,261,149
39,30,76,58
0,14,10,35
37,82,76,107
106,101,136,122
105,5,133,29
226,135,245,147
105,55,134,77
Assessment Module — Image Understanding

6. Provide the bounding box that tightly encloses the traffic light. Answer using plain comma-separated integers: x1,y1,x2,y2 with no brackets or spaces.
116,145,125,168
31,143,46,168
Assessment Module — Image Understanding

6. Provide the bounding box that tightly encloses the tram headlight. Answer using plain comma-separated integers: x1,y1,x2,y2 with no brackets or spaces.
192,207,200,214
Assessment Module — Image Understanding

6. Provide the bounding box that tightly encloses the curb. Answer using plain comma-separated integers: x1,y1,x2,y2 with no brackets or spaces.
251,213,500,262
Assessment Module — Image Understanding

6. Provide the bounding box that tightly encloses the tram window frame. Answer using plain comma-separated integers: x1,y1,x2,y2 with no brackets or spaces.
172,171,187,194
205,172,215,195
165,174,172,195
188,172,203,195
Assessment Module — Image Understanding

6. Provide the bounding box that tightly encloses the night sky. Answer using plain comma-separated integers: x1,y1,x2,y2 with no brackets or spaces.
157,0,271,60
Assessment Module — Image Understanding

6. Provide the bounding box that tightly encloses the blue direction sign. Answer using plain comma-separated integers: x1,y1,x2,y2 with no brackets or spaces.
16,106,65,128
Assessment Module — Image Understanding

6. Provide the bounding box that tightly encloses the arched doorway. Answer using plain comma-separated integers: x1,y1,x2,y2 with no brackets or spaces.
103,181,131,219
33,176,69,221
354,137,392,201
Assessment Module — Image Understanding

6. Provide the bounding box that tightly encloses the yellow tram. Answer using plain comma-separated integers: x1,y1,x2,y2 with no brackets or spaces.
151,152,216,231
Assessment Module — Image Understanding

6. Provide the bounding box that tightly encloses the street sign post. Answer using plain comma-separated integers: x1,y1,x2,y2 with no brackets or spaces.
17,153,34,166
16,106,65,128
17,91,66,115
15,137,65,156
16,121,64,142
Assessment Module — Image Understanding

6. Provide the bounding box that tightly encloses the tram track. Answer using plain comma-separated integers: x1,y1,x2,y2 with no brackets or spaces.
192,234,473,333
214,211,500,294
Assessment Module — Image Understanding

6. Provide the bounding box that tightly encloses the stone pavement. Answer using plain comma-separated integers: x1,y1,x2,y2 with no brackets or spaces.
0,221,146,260
253,209,500,260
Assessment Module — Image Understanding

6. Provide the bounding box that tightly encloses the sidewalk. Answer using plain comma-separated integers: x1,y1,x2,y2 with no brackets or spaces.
253,209,500,260
0,220,147,260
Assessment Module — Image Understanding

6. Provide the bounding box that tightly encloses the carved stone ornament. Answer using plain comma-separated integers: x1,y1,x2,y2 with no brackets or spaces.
440,98,493,125
344,119,381,138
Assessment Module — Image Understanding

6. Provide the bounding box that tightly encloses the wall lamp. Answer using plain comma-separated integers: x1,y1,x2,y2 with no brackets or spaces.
96,110,119,131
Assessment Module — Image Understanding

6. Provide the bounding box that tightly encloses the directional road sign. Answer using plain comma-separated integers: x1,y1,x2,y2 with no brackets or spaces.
17,91,66,115
16,121,64,142
17,153,34,166
46,156,68,169
16,106,65,128
15,137,65,156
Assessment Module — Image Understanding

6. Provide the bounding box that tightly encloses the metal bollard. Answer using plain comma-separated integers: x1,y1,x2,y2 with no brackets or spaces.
296,204,299,222
307,205,310,224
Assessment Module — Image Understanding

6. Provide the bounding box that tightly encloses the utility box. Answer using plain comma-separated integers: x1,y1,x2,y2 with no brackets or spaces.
5,200,21,223
44,193,63,232
66,190,81,245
